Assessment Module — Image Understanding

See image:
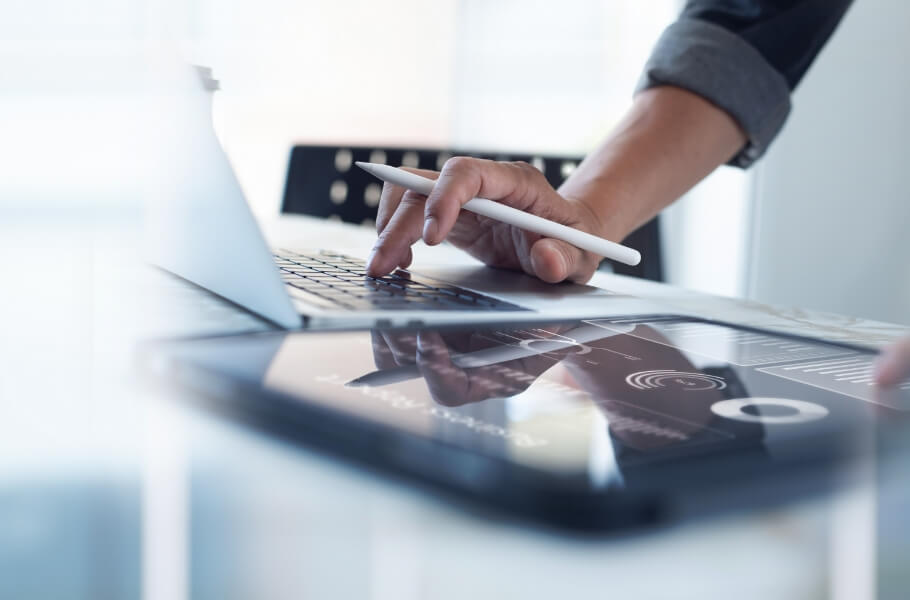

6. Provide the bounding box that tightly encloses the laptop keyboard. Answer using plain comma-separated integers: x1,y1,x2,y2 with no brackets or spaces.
273,250,527,312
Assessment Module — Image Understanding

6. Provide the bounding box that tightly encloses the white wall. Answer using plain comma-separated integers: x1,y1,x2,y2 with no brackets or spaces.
746,0,910,325
203,0,681,219
661,166,751,298
449,0,677,155
195,0,460,218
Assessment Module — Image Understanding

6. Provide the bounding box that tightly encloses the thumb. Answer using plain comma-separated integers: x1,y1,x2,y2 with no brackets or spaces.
529,237,590,284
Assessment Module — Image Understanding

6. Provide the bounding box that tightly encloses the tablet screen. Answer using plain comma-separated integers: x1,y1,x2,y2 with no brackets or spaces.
164,316,910,488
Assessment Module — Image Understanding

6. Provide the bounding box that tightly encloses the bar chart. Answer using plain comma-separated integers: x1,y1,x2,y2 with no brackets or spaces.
586,318,854,367
759,356,910,409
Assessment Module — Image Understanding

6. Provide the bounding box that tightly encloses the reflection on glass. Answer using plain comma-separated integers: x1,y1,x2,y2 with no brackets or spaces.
252,317,897,488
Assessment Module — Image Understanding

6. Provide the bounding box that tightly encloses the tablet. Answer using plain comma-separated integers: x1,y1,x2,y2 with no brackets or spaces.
147,315,910,530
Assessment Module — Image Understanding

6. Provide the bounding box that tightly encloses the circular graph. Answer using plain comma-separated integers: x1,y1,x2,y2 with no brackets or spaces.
710,398,829,425
625,369,727,392
518,338,592,356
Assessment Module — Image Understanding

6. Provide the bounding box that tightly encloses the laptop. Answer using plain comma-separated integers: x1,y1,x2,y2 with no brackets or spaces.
147,65,661,329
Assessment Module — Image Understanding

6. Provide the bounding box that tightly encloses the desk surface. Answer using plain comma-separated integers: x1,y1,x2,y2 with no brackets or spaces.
2,214,908,599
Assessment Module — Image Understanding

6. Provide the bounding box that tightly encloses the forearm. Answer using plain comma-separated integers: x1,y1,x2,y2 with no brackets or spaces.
559,85,746,242
570,0,855,243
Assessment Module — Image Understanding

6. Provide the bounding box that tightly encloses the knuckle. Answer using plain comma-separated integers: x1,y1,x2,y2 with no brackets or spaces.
375,210,391,231
511,160,534,173
379,182,402,202
514,160,545,183
373,231,393,249
400,190,425,207
443,156,472,173
423,193,448,218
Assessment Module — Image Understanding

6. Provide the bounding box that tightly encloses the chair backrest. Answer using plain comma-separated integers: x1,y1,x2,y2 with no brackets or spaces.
281,145,663,281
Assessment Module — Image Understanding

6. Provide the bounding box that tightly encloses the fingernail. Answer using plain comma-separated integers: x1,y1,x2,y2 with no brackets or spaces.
366,247,381,274
423,217,438,245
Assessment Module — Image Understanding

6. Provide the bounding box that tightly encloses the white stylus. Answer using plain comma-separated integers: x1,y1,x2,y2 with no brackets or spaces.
355,161,641,266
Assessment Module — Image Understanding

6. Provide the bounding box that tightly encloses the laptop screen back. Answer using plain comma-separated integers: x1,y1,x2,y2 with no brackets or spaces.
145,65,299,328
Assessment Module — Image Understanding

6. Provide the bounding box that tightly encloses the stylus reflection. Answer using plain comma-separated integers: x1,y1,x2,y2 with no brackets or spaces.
350,322,633,390
361,324,741,452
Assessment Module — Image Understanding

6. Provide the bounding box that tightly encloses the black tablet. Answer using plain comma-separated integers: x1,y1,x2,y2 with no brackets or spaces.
147,315,910,531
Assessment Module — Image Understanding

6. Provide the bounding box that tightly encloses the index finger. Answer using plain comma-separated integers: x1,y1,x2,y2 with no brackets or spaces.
421,157,545,245
375,167,439,235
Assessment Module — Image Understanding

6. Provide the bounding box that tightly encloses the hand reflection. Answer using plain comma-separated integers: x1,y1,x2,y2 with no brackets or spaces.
559,329,727,451
367,323,735,452
369,327,578,406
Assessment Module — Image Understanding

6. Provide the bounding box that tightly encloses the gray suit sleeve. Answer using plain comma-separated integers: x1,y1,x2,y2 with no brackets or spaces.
636,18,791,168
637,0,853,167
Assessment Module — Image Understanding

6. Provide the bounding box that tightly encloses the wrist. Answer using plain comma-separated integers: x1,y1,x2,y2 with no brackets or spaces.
562,184,636,244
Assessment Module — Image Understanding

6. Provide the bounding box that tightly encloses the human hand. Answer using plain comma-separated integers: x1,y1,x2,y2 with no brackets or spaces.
366,157,609,284
875,335,910,387
370,323,621,406
368,323,740,453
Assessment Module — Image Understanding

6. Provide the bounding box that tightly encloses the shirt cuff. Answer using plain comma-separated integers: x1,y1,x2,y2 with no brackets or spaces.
636,18,792,168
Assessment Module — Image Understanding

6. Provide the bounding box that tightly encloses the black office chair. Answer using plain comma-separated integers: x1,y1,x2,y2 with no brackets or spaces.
281,145,663,282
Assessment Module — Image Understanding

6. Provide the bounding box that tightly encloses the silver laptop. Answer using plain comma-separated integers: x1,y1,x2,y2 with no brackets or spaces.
147,66,661,329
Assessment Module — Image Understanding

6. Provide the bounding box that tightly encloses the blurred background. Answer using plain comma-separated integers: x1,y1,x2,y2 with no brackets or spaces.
1,1,908,599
